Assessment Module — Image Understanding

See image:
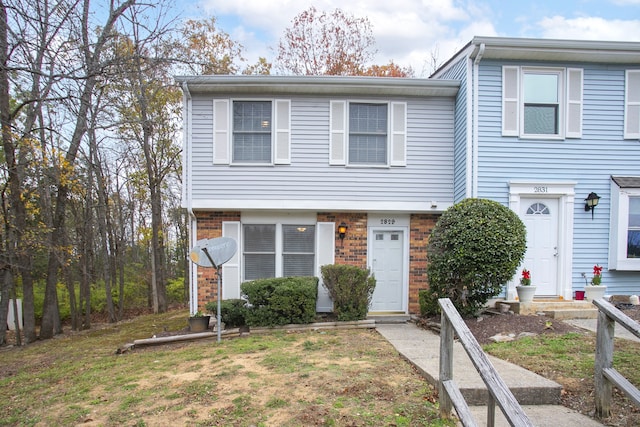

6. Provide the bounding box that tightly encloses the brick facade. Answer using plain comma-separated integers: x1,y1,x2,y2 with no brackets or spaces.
194,211,240,311
193,211,439,315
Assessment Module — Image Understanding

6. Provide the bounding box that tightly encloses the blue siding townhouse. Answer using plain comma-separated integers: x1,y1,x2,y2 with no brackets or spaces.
432,37,640,301
178,37,640,315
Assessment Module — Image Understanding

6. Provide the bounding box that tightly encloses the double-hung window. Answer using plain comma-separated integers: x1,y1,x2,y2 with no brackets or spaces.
329,100,406,166
609,177,640,270
233,101,272,163
348,103,388,165
523,71,560,135
242,224,315,280
502,66,582,139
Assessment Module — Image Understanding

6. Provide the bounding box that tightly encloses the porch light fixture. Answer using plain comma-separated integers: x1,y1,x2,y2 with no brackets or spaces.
584,192,601,220
337,222,348,243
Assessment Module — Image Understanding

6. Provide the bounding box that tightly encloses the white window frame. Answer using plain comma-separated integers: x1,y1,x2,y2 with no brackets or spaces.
348,101,389,166
329,100,406,167
609,180,640,271
232,100,274,165
520,67,565,139
502,66,582,140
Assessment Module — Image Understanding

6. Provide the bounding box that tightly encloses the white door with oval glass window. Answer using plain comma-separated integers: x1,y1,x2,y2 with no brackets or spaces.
370,230,404,312
520,198,559,296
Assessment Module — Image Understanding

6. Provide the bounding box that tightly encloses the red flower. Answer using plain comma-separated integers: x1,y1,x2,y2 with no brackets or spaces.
593,265,603,276
521,269,530,280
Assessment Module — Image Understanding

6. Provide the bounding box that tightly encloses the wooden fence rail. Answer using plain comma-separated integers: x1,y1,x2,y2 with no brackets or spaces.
438,298,533,427
592,298,640,419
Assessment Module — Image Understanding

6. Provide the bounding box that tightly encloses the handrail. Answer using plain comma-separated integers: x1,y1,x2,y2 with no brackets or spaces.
592,298,640,419
438,298,533,427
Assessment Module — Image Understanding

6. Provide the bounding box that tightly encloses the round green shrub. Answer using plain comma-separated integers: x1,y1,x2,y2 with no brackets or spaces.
425,198,526,317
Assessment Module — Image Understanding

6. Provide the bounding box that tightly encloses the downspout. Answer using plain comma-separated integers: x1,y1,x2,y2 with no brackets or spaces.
472,43,485,198
182,82,198,315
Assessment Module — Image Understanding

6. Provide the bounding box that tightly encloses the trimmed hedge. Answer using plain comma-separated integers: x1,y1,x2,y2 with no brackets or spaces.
425,198,526,317
320,264,376,321
240,276,318,327
205,299,247,328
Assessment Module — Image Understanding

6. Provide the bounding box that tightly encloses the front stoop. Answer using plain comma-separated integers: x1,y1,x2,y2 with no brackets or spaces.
497,300,598,319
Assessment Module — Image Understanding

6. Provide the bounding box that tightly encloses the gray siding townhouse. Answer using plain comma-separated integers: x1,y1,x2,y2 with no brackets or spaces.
178,37,640,315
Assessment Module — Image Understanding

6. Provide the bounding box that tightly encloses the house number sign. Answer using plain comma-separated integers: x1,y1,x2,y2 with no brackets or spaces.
380,218,397,225
533,186,548,193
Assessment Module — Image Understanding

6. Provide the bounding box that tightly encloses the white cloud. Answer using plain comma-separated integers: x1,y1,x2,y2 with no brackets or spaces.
537,16,640,41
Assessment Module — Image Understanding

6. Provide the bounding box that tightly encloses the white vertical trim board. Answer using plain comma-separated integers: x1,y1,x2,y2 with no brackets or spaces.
502,66,519,136
625,70,640,139
213,99,230,164
274,99,291,164
329,100,347,165
222,221,241,299
566,68,583,138
316,222,335,312
390,102,407,166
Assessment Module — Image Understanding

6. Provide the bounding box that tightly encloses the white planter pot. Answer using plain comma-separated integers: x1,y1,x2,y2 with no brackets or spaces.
584,285,606,302
516,285,536,303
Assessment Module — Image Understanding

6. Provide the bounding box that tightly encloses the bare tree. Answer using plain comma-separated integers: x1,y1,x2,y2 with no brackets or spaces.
275,7,376,76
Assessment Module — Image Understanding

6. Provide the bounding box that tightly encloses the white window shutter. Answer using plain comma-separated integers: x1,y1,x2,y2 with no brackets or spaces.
566,68,583,138
315,222,335,312
625,70,640,139
502,66,519,136
221,221,241,299
329,100,346,165
390,102,407,166
213,99,230,164
274,99,291,164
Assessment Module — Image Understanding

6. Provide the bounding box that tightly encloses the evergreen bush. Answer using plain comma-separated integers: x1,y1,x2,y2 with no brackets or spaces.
425,198,526,316
240,277,318,327
205,298,247,328
320,264,376,321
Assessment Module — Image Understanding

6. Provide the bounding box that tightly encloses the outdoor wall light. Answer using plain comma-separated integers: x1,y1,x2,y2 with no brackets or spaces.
337,222,348,243
584,192,601,220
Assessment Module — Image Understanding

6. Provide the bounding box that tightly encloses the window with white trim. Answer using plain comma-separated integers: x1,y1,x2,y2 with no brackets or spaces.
609,177,640,270
242,224,315,280
502,66,582,139
349,103,388,164
233,101,272,163
329,100,406,167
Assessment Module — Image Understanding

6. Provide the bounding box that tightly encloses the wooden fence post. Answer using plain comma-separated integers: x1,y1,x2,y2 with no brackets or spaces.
439,309,454,418
595,308,614,419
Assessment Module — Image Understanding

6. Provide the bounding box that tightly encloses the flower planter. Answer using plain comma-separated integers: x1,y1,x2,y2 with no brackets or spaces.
516,285,536,303
584,286,606,302
188,316,211,332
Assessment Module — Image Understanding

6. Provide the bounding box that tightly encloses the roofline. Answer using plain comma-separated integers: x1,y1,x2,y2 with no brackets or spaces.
432,36,640,77
174,75,460,97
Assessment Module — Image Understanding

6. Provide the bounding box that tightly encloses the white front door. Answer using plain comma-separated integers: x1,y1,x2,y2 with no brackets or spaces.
520,198,559,296
370,230,404,311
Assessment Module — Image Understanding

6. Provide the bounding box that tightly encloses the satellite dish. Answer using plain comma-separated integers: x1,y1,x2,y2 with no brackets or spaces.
190,237,237,268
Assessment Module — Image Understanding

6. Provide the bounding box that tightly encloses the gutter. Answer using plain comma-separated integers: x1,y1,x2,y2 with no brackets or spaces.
472,43,485,198
181,82,198,315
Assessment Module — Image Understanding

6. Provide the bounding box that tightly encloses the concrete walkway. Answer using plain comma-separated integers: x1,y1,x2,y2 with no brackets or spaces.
566,318,640,342
376,322,603,426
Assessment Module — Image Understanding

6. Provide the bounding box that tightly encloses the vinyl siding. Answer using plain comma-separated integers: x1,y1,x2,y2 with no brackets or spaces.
476,60,640,294
188,95,455,206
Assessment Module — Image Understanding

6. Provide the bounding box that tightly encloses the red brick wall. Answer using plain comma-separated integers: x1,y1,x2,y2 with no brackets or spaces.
409,214,439,314
194,211,240,311
317,212,368,268
192,211,439,315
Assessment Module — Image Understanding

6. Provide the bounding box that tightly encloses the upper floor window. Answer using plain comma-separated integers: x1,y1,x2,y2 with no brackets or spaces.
609,176,640,270
523,72,560,135
349,103,388,165
213,99,291,165
330,100,406,167
503,66,582,139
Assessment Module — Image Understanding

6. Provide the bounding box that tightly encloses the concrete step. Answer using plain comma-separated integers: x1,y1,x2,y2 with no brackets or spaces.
544,308,598,319
367,313,410,324
465,405,603,426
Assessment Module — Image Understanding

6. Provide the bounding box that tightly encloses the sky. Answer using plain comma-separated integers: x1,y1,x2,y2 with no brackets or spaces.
183,0,640,76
